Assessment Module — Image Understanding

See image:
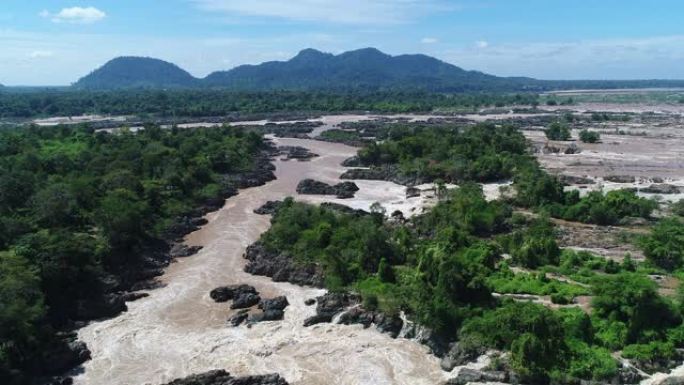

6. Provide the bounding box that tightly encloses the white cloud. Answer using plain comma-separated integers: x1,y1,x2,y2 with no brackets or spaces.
41,7,106,24
421,37,438,44
475,40,488,48
443,35,684,79
29,50,54,58
191,0,447,24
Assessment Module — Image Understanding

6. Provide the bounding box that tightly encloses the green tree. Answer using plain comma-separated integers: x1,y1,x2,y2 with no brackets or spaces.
544,122,571,141
579,129,600,143
0,252,45,374
641,218,684,271
97,188,149,249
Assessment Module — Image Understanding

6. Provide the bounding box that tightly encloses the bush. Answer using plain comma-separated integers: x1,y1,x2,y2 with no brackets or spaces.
560,189,656,225
592,272,680,343
622,341,677,371
461,302,568,383
579,129,600,143
545,122,571,141
551,293,573,304
671,199,684,217
641,218,684,271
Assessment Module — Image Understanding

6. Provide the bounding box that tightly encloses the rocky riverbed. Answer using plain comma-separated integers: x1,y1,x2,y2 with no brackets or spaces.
70,107,684,385
73,137,448,385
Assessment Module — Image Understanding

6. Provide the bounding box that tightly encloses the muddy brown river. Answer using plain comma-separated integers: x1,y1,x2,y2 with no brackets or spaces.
73,137,448,385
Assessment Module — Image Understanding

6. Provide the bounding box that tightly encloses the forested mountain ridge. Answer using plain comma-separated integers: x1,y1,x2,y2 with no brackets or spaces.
70,48,684,92
202,47,534,91
71,48,540,92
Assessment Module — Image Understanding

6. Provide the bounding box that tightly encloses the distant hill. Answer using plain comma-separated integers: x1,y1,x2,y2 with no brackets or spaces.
74,57,198,89
203,48,536,91
72,48,684,92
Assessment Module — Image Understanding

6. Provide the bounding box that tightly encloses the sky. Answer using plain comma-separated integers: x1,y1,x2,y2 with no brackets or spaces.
2,0,684,85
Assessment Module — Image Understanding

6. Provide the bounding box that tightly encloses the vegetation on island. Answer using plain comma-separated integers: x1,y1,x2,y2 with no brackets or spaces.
255,122,684,384
0,124,268,383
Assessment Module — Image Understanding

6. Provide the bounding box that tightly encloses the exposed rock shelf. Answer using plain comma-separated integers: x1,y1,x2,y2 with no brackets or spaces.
163,370,289,385
295,178,359,199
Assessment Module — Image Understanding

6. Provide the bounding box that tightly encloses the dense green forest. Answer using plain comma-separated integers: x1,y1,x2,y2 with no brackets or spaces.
0,124,269,383
256,123,684,384
0,89,539,119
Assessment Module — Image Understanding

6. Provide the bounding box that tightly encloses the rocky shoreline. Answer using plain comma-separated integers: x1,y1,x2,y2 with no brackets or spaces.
340,164,429,186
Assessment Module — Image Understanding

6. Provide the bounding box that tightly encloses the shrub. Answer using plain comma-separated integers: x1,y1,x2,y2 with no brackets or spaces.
579,130,600,143
592,272,680,343
545,122,571,141
641,218,684,271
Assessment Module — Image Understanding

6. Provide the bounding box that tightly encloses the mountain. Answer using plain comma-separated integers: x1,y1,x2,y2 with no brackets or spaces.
74,57,198,89
203,47,535,91
71,48,684,92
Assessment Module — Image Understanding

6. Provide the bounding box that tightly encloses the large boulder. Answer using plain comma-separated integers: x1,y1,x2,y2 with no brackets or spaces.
303,293,360,326
228,310,249,327
170,244,203,258
210,284,258,303
445,368,508,385
373,313,403,338
440,341,487,371
248,309,285,323
254,201,283,215
259,296,289,312
231,293,261,309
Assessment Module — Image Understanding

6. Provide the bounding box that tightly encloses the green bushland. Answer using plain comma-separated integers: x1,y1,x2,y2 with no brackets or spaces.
0,123,267,382
253,122,684,383
352,122,657,226
357,123,530,183
259,190,683,383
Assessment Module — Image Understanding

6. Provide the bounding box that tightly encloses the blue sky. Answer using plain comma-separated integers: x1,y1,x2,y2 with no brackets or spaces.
2,0,684,85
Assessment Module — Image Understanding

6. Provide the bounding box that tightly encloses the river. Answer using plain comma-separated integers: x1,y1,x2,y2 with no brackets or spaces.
73,137,448,385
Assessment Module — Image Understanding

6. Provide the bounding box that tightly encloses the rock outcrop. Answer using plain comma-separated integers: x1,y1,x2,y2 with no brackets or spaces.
340,165,429,186
295,179,359,199
163,370,289,385
642,184,682,194
169,244,203,258
277,146,319,161
210,284,259,303
604,175,637,183
439,342,487,371
244,242,325,287
302,292,404,338
444,368,509,385
254,200,283,215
